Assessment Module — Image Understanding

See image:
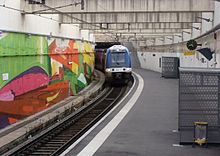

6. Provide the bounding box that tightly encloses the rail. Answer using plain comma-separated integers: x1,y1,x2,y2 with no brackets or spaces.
3,85,129,156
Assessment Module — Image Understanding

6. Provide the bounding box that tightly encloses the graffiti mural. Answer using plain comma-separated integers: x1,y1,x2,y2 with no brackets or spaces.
0,32,94,129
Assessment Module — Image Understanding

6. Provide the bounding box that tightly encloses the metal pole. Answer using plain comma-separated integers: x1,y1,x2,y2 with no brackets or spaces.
214,32,217,68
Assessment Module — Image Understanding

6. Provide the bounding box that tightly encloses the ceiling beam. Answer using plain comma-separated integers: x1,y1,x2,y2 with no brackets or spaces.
61,12,205,24
78,22,197,30
25,11,214,14
20,0,214,43
92,28,187,34
22,0,214,13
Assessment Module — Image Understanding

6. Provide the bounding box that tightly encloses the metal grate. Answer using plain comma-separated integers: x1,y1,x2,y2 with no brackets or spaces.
161,57,179,78
179,67,220,144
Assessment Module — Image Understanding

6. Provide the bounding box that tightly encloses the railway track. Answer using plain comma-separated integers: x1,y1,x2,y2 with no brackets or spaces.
3,85,127,156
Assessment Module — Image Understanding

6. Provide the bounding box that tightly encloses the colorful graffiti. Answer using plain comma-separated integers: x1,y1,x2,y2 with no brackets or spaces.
0,32,94,129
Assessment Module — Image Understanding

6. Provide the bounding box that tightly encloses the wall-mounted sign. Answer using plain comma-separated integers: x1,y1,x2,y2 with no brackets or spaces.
2,73,9,81
186,40,203,51
187,40,198,51
197,48,214,61
184,51,195,56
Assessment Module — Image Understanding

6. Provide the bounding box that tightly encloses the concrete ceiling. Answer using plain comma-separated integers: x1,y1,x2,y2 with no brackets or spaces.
22,0,215,43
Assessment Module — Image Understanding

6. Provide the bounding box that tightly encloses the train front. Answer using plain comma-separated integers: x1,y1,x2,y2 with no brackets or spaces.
105,45,132,83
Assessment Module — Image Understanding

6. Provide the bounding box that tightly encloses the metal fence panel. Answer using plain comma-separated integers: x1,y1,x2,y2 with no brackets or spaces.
162,57,179,78
179,67,220,144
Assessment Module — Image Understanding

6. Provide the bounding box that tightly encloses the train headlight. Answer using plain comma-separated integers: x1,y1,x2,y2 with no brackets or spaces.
105,68,112,72
126,68,132,72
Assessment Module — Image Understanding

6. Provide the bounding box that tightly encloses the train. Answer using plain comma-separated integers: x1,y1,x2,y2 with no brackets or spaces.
95,42,132,83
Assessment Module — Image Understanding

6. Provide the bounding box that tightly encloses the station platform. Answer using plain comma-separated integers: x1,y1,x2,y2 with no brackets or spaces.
0,70,105,153
63,69,220,156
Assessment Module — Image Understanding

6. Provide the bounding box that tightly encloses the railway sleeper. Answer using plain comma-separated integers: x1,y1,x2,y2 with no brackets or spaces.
95,102,112,107
30,151,53,155
89,109,103,114
79,117,95,121
70,123,87,127
51,138,70,142
39,146,60,150
46,141,66,144
104,98,115,101
34,149,56,152
42,137,52,142
30,142,43,149
74,121,91,126
58,130,77,134
21,150,34,155
59,131,77,135
62,123,72,129
53,136,72,139
57,134,73,137
53,129,62,135
69,126,86,131
83,113,99,118
93,106,109,111
43,143,62,147
43,143,64,147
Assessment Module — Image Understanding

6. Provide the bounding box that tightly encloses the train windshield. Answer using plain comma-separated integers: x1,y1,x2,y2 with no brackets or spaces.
111,52,126,67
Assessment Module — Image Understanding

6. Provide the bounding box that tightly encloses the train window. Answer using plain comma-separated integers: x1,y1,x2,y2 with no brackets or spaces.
111,49,126,53
111,52,126,67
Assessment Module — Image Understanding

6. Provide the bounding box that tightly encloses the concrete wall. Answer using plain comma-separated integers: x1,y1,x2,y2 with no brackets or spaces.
0,0,94,41
81,30,90,41
138,51,220,73
0,0,95,129
214,2,220,26
201,12,214,34
138,2,220,72
0,31,95,129
83,0,214,12
138,26,220,72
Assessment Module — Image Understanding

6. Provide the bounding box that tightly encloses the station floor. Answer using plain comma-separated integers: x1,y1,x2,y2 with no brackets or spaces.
63,69,220,156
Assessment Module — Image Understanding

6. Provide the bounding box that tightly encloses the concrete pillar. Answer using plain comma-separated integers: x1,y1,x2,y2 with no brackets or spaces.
214,2,220,26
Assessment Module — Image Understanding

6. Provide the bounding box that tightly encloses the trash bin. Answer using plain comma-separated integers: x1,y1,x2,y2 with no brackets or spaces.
193,122,208,147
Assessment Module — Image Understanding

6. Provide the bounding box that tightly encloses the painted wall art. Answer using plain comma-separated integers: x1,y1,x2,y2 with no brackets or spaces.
0,32,94,129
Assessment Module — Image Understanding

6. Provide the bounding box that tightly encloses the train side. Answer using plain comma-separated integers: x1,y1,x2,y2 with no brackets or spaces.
95,49,106,72
95,44,132,83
